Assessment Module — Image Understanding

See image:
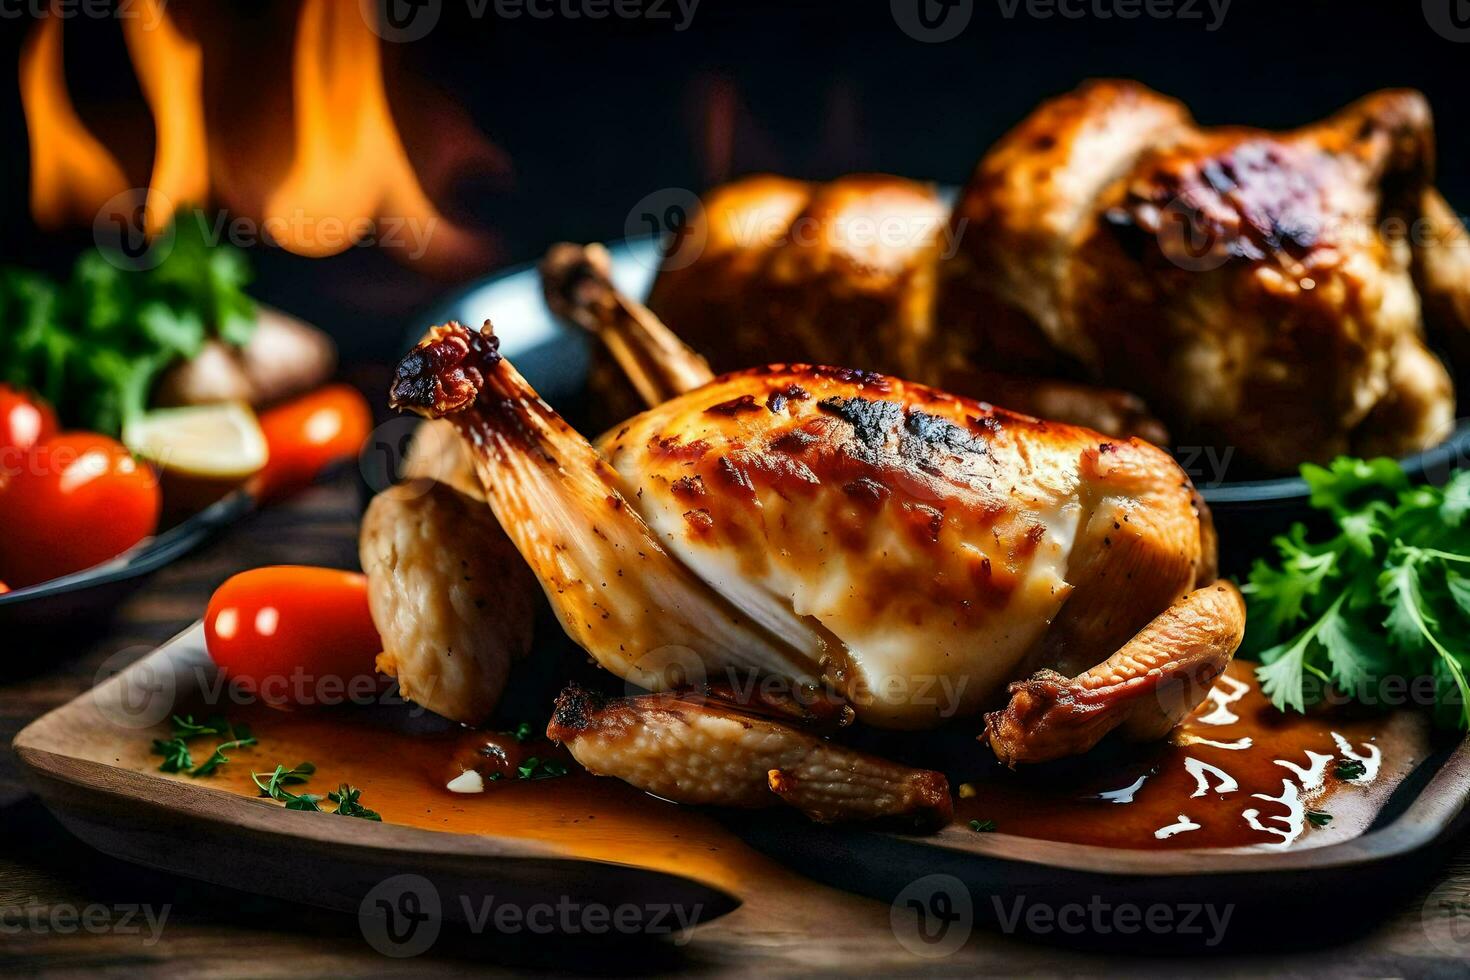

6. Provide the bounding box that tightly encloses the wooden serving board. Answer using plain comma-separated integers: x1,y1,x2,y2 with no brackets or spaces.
11,624,738,944
15,620,1470,952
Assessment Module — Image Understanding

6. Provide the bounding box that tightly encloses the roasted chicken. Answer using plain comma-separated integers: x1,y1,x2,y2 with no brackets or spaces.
639,82,1468,473
390,320,1244,777
942,80,1465,472
638,173,1169,444
548,685,951,830
359,478,536,725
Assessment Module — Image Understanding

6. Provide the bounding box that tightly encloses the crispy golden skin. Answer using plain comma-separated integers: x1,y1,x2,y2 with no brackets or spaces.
941,80,1461,472
987,581,1245,765
391,322,1235,764
637,175,1170,443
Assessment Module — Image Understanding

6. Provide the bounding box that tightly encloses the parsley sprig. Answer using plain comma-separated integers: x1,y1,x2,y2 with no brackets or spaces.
0,210,256,435
1244,458,1470,728
151,714,257,777
252,763,381,820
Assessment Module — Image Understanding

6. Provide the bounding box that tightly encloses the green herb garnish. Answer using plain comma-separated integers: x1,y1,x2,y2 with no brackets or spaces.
190,735,259,777
517,757,569,780
1335,759,1368,781
169,714,232,739
1306,810,1333,827
329,784,382,821
968,819,997,833
253,762,317,800
151,736,194,773
153,715,255,777
0,210,257,434
1244,457,1470,728
252,765,382,819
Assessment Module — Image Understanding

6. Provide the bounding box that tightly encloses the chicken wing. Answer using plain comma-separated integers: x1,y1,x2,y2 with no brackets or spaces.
359,478,535,725
547,685,951,829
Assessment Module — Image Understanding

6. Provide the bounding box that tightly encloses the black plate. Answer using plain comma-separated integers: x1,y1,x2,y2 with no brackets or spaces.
0,490,255,629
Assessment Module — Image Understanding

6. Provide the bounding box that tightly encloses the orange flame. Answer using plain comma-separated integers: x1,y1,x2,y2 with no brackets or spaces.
20,4,499,274
123,0,209,233
20,11,129,230
261,0,489,272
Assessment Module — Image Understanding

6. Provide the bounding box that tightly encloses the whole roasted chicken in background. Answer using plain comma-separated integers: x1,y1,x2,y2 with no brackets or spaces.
643,81,1470,473
639,173,1170,445
389,305,1244,825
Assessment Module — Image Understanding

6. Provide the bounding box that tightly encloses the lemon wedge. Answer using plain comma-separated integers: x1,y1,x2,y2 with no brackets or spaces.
124,402,268,481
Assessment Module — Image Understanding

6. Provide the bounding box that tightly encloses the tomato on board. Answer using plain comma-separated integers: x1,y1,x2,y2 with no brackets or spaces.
0,385,58,491
0,433,160,588
204,566,384,708
254,385,373,502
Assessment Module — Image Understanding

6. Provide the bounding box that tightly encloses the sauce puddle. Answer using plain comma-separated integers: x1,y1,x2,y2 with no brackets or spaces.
144,659,1428,895
951,661,1427,849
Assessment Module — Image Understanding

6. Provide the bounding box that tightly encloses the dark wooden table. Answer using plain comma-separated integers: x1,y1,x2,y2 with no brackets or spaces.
4,474,1470,976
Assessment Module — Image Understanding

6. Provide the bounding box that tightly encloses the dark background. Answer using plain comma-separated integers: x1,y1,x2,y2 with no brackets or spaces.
2,0,1467,363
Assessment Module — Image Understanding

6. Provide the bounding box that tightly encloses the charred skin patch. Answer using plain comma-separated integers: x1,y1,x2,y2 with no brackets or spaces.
547,684,608,740
817,395,993,464
706,393,764,416
670,475,707,500
766,383,812,414
390,321,503,416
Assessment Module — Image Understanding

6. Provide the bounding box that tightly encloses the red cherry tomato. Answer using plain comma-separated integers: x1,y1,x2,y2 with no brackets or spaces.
0,385,58,492
255,385,372,502
0,433,160,588
204,566,383,708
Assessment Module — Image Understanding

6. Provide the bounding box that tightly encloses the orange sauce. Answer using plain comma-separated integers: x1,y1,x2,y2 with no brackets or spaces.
952,661,1427,849
150,660,1426,893
191,706,797,896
